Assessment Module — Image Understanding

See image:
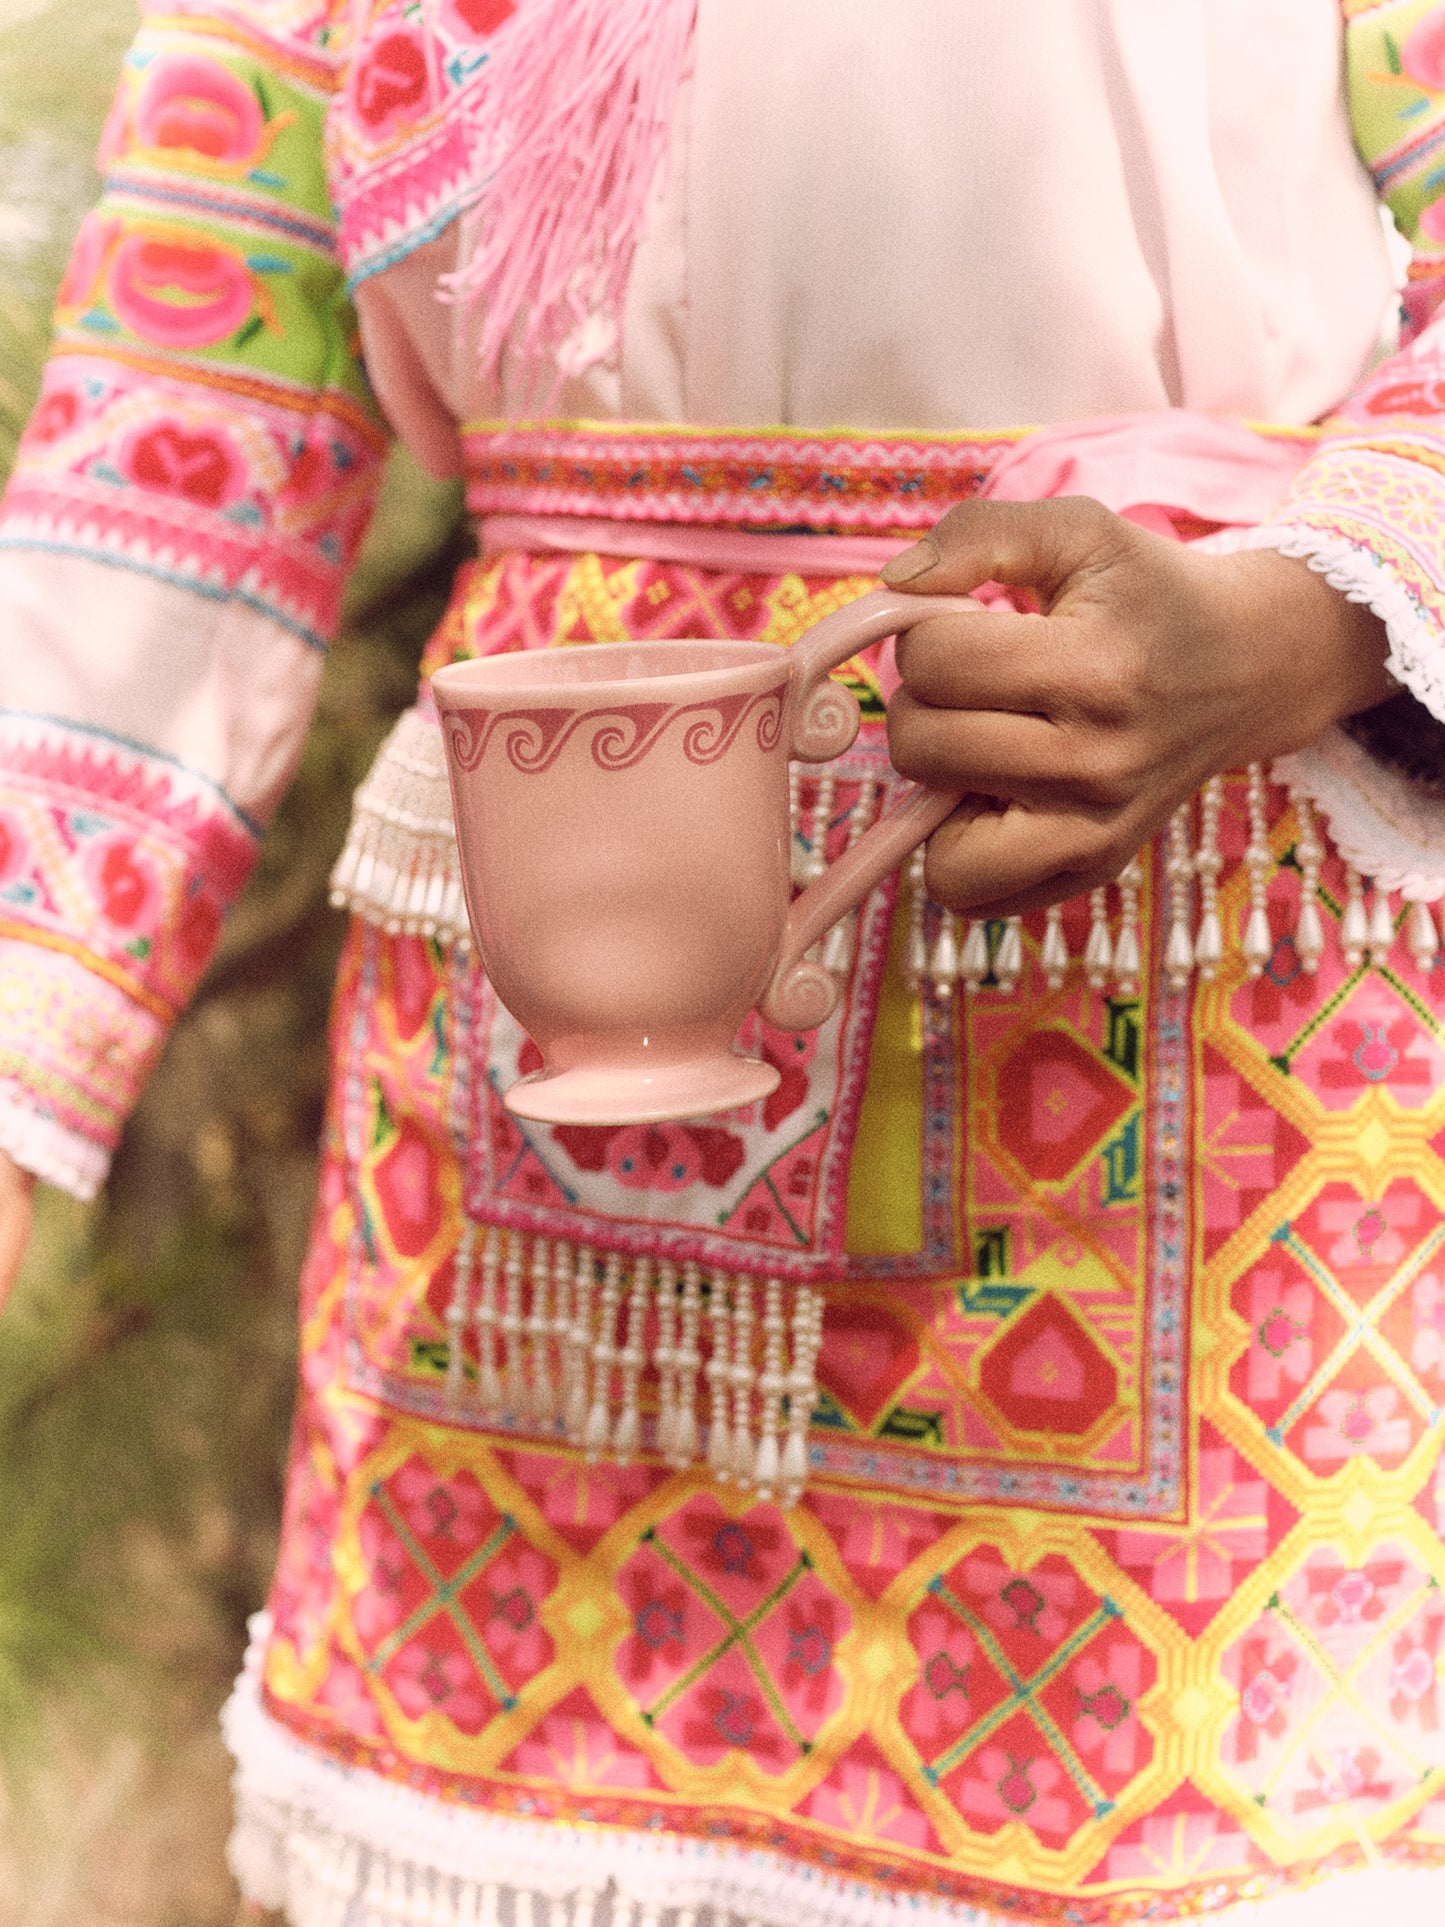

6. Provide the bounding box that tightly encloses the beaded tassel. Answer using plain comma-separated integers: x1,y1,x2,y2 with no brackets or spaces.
527,1238,555,1426
550,1240,573,1427
501,1234,527,1418
673,1261,703,1465
801,768,835,887
474,1228,503,1415
1165,802,1194,991
1367,884,1396,965
729,1275,757,1485
929,909,961,999
820,772,880,977
444,1221,476,1411
611,1255,650,1461
904,848,928,993
1292,791,1325,974
1041,902,1069,990
753,1278,788,1498
653,1259,680,1460
993,916,1024,994
1407,896,1440,972
706,1273,734,1479
959,917,990,992
788,764,807,887
1341,864,1369,971
1242,763,1273,978
780,1286,823,1507
1193,778,1224,980
583,1252,623,1457
563,1245,596,1442
1084,885,1114,989
1114,861,1143,995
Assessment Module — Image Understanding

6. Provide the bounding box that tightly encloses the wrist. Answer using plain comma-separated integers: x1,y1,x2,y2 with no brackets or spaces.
1214,547,1396,746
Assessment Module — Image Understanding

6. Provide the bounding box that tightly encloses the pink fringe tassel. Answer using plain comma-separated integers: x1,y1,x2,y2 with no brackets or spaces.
441,0,697,395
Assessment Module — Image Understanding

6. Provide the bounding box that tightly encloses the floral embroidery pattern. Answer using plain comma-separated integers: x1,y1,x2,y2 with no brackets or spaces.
0,0,386,647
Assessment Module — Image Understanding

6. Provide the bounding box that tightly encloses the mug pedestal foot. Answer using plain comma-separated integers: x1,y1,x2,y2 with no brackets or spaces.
503,1053,781,1125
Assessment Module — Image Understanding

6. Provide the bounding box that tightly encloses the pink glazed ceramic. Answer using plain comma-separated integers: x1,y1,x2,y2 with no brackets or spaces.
432,587,972,1125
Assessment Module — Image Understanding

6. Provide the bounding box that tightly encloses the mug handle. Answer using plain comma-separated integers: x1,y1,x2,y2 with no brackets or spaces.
760,586,979,1031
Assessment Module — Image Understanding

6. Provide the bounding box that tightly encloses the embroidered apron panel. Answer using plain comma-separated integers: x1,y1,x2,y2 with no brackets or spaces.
264,544,1445,1918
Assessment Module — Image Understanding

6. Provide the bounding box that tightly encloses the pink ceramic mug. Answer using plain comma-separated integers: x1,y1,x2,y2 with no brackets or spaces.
432,587,972,1125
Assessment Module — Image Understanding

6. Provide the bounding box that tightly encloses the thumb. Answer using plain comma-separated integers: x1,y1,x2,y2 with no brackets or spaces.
880,496,1132,607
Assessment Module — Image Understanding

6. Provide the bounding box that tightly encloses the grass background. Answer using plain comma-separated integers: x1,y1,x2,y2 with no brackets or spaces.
0,2,463,1916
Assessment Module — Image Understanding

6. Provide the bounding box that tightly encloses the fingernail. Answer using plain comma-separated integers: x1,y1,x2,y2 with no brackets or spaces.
880,538,940,586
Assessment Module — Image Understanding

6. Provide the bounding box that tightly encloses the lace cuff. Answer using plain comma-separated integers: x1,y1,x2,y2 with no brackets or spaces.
1204,522,1445,722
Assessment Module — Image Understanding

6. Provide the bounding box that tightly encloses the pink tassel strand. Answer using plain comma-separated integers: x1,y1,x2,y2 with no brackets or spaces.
443,0,698,394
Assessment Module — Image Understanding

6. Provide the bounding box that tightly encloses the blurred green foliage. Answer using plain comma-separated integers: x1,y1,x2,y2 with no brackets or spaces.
0,0,465,1913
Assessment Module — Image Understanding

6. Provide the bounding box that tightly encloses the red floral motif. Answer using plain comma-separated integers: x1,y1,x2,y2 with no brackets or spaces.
1293,982,1443,1110
27,388,79,445
90,837,160,931
1304,1556,1404,1631
0,812,27,889
119,419,248,508
1404,6,1445,91
1300,1383,1413,1470
108,233,259,349
1291,1744,1397,1816
1230,1637,1298,1762
133,54,268,167
552,1117,746,1192
1363,376,1445,417
948,1714,1091,1848
385,1639,496,1733
1390,1614,1445,1730
441,0,517,38
351,29,430,141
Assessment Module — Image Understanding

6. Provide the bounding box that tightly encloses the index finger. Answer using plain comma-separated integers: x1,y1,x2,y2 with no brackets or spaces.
894,606,1077,715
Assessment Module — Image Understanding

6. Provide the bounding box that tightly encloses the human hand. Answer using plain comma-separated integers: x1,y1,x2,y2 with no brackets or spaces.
882,498,1396,917
0,1150,35,1311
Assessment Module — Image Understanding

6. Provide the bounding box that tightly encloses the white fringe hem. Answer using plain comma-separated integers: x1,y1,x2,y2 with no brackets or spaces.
0,1084,107,1201
225,1621,1445,1927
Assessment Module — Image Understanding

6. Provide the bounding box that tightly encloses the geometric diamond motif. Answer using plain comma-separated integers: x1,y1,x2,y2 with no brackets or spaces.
613,1496,849,1774
353,1456,556,1735
976,1295,1120,1439
994,1027,1136,1186
1219,1542,1445,1844
902,1548,1155,1849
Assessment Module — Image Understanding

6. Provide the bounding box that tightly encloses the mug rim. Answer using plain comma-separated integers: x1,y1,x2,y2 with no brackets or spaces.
431,637,787,707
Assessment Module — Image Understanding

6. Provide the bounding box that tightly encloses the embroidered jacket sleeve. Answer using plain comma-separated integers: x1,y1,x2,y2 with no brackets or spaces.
0,0,388,1199
1237,4,1445,897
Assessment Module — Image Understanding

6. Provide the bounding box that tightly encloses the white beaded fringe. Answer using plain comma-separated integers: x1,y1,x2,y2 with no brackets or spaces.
329,708,471,946
886,766,1441,1001
225,1627,1445,1927
445,1226,824,1506
335,715,1443,998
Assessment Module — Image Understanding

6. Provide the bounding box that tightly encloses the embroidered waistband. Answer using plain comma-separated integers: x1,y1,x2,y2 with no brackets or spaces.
459,416,1323,534
461,418,1036,533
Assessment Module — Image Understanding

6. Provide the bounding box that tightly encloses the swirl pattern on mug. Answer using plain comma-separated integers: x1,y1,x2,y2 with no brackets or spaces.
442,691,787,775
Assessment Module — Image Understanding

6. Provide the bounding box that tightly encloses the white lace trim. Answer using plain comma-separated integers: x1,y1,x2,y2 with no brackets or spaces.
225,1620,1445,1927
1274,726,1445,899
1212,522,1445,724
0,1085,106,1201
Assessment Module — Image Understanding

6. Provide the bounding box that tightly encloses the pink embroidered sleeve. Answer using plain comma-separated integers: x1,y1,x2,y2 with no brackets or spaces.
0,0,388,1198
1234,4,1445,896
